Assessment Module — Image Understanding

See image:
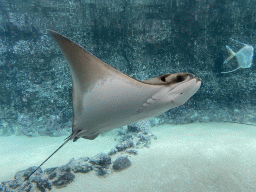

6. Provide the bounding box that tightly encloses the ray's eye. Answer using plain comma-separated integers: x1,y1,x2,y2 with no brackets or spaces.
161,76,166,82
176,75,184,82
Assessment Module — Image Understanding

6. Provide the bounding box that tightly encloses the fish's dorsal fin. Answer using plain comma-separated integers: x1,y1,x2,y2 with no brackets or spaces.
231,38,247,46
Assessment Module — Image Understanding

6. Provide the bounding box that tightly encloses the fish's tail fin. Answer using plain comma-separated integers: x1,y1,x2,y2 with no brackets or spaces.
224,45,235,64
26,133,73,180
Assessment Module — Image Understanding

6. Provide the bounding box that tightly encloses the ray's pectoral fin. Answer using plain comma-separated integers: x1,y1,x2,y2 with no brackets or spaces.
70,129,100,141
82,134,99,140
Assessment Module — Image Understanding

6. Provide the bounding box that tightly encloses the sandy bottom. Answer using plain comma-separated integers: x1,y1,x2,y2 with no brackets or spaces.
1,123,256,192
0,130,117,181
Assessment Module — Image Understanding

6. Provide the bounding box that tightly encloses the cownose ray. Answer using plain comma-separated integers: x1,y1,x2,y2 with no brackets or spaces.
28,30,201,179
221,39,254,73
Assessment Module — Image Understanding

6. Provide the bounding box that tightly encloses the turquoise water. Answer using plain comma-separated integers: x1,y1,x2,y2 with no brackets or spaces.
1,0,256,191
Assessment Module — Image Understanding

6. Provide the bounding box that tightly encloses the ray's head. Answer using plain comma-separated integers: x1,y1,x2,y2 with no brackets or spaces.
143,72,200,85
143,72,201,107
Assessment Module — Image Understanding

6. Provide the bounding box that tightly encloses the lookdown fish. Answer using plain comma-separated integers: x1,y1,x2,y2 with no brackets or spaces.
222,39,254,73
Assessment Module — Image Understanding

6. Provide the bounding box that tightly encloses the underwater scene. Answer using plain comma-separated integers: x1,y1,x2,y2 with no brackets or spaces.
1,0,256,191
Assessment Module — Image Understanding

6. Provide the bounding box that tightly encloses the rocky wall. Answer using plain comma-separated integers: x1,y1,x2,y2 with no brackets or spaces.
1,0,256,136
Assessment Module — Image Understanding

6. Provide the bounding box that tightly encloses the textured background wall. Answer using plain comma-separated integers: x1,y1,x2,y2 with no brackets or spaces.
1,0,256,136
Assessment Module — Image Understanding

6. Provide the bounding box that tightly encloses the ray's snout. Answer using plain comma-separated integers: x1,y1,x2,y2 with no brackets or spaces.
185,73,201,83
195,77,201,83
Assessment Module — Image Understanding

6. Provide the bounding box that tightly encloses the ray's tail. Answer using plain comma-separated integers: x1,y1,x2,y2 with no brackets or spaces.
26,133,73,180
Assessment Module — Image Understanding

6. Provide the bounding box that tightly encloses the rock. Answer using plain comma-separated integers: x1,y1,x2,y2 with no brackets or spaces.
15,166,43,181
125,140,134,147
127,124,139,132
80,157,90,161
2,180,22,191
17,181,33,192
117,127,127,135
89,153,111,167
72,163,92,173
7,166,52,192
137,132,149,141
120,133,133,142
108,148,118,156
0,183,7,192
30,176,52,192
51,172,74,187
66,158,76,166
44,167,58,176
115,140,134,151
112,157,132,171
115,143,124,151
128,121,151,133
94,167,111,177
136,133,151,147
0,183,8,192
68,157,90,165
2,180,33,192
67,157,92,173
46,165,75,188
126,149,138,155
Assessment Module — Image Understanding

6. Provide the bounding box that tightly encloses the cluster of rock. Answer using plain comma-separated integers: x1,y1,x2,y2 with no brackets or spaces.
108,121,157,156
1,122,156,191
0,154,131,192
